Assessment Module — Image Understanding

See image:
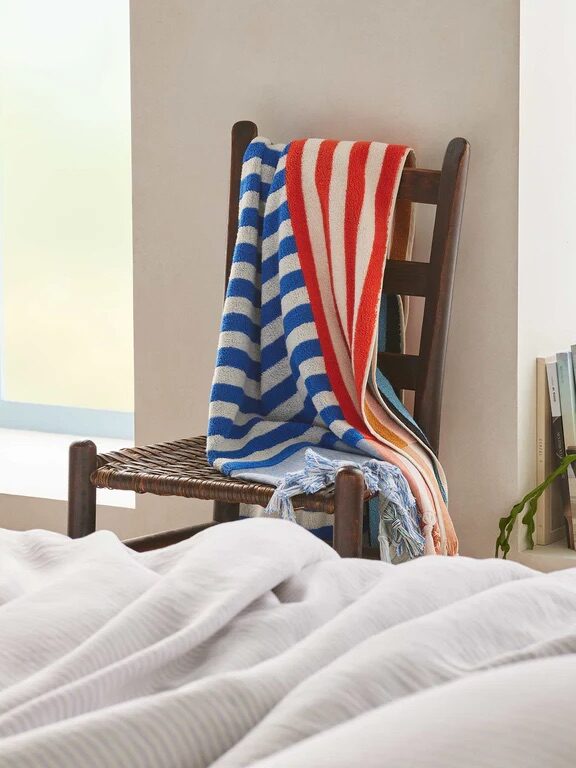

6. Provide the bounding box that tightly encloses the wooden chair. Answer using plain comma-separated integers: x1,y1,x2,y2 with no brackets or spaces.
68,121,469,557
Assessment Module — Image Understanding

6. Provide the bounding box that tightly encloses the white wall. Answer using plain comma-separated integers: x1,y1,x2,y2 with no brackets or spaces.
518,0,576,499
130,0,521,555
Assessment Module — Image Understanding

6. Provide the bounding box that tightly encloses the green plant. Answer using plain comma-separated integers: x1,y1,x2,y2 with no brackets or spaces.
495,453,576,558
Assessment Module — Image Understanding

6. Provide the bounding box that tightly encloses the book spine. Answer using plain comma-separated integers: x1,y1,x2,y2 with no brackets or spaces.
536,358,552,545
545,356,563,457
556,351,576,449
570,344,576,388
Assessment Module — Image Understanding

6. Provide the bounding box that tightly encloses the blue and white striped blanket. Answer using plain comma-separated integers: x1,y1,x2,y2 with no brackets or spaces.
207,137,457,558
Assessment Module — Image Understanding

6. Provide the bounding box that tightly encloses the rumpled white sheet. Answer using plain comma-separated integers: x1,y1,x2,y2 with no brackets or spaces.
0,518,574,767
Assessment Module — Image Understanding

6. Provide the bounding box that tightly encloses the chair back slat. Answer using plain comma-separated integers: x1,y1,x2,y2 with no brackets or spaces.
225,123,470,456
225,121,258,288
413,138,469,452
376,353,419,391
397,168,440,204
382,261,428,297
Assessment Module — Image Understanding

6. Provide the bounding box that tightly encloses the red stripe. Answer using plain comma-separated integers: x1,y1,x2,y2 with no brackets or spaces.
344,142,370,342
314,140,349,347
286,140,367,433
353,144,408,398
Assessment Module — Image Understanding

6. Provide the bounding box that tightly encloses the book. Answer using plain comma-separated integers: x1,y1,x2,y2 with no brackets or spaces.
556,351,576,450
536,358,565,544
545,355,565,470
571,344,576,388
552,352,576,548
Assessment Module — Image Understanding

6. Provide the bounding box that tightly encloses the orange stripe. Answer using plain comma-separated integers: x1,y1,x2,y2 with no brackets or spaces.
364,402,407,448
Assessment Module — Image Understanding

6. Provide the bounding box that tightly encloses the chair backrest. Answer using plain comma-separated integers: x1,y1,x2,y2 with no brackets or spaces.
224,121,470,456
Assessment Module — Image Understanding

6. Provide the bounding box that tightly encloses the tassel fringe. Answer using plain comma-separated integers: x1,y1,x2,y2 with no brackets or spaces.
265,449,425,559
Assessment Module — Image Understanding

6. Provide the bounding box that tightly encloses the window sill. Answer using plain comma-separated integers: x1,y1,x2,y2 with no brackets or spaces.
0,428,135,508
513,539,576,572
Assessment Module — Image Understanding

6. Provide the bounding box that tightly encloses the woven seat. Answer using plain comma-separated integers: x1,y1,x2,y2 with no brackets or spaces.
67,121,469,557
93,435,373,513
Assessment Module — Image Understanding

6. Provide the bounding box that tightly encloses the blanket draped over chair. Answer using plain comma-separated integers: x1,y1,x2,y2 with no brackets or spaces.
207,137,458,558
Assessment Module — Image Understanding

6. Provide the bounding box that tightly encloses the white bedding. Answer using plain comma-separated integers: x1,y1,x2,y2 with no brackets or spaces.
0,518,574,767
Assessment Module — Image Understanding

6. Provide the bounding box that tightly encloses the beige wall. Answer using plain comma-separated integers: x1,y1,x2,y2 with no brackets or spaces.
0,496,139,539
130,0,521,555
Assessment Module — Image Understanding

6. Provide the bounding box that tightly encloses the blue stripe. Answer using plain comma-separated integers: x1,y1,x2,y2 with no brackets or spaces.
240,173,271,199
209,421,313,462
261,293,281,326
279,268,305,296
227,278,260,306
307,525,335,539
219,441,309,474
267,165,286,194
375,369,430,448
368,496,379,547
375,369,416,426
305,373,332,398
284,304,314,337
289,392,321,425
378,294,388,351
238,206,261,229
263,199,290,236
262,255,279,285
221,313,260,344
243,140,284,167
261,336,288,372
210,383,260,415
207,415,262,439
341,427,365,447
298,393,320,424
220,429,336,474
291,339,323,368
232,242,259,267
321,430,341,449
318,405,343,427
278,234,297,260
432,460,448,504
261,375,298,413
216,347,260,381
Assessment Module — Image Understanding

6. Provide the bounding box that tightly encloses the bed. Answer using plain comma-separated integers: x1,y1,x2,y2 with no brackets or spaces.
0,517,574,767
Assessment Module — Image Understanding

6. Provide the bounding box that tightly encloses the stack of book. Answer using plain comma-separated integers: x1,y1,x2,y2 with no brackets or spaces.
537,349,576,549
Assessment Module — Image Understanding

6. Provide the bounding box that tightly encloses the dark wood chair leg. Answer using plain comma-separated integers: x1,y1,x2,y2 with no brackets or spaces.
68,440,97,538
333,466,365,557
213,500,241,523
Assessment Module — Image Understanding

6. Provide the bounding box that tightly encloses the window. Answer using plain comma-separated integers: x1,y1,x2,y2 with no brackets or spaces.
0,0,133,439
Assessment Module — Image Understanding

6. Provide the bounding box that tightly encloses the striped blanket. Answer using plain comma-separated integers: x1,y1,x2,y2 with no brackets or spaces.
208,137,457,558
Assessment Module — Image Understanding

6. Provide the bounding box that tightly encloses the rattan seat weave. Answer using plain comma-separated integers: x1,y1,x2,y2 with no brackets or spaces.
93,435,375,514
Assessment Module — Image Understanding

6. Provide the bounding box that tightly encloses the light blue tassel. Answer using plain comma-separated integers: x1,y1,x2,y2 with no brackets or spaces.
264,449,425,560
265,450,344,521
265,473,303,522
363,458,424,559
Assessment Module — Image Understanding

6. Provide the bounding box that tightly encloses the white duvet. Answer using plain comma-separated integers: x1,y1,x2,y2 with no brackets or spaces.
0,517,574,767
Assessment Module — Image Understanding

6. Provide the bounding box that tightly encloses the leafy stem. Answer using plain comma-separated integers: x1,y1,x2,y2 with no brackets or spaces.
495,453,576,558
